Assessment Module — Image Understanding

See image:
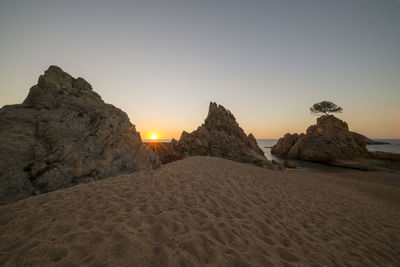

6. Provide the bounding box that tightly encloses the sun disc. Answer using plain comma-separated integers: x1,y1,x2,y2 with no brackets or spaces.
150,134,158,140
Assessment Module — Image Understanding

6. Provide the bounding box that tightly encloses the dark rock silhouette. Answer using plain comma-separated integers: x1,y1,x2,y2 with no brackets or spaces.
0,66,158,204
272,115,400,170
177,102,274,169
272,115,371,162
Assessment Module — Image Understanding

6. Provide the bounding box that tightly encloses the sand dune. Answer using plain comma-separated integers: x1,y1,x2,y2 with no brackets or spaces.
1,156,399,266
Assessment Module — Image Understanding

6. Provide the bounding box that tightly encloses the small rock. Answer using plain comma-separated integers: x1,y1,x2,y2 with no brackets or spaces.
271,160,285,170
283,160,297,169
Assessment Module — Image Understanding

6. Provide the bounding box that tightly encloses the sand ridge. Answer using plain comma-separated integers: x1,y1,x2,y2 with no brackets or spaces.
1,156,399,266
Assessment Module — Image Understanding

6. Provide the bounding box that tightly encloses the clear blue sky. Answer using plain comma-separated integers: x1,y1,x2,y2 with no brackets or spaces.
1,0,399,138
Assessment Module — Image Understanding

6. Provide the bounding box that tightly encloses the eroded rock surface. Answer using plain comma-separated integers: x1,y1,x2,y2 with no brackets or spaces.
272,115,400,170
272,115,371,163
0,66,158,204
177,102,273,169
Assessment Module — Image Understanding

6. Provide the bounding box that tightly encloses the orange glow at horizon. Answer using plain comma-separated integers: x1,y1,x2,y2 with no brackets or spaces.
150,134,158,140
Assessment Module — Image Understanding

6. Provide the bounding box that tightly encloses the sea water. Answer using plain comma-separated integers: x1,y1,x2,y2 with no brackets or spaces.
256,139,400,160
366,139,400,154
256,139,279,161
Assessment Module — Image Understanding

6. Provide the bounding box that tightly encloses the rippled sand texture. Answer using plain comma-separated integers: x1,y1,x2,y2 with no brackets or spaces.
1,156,399,266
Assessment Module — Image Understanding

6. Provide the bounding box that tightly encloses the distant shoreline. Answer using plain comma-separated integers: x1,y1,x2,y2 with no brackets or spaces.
142,139,172,143
143,138,400,142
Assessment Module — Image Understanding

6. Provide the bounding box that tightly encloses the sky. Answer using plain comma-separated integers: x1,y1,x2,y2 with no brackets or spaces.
0,0,399,139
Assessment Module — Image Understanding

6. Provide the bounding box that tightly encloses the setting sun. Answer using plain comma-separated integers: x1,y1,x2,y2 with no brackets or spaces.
150,134,158,140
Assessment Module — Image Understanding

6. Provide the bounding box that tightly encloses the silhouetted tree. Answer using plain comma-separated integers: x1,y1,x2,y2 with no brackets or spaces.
310,101,343,115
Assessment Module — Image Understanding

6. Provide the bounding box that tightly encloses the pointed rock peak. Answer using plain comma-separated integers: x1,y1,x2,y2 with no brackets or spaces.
177,102,272,168
204,102,237,127
209,101,217,110
207,102,234,117
208,102,224,114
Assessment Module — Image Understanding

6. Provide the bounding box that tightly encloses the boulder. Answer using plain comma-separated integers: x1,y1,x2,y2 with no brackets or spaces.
283,160,297,169
178,102,273,169
0,66,158,204
271,160,286,170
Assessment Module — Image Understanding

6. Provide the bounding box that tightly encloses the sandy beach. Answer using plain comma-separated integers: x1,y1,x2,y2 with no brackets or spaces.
2,1,400,266
1,156,399,266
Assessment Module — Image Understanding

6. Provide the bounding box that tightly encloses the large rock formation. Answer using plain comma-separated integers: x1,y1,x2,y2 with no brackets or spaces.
177,102,273,168
272,115,373,163
0,66,158,204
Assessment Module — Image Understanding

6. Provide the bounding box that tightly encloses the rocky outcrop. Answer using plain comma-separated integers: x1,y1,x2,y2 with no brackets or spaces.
144,139,184,164
0,66,158,204
272,115,371,163
177,102,273,169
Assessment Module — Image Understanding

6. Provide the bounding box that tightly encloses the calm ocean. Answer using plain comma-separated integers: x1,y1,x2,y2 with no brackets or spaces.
256,139,400,160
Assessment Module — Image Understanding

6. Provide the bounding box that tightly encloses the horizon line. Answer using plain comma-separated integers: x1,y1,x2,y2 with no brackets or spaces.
142,137,400,142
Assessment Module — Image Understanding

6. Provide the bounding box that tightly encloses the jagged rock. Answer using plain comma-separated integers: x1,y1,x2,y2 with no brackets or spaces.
272,115,371,163
178,102,273,169
0,66,158,204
